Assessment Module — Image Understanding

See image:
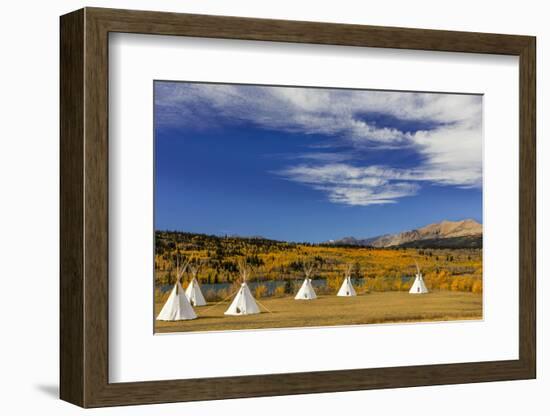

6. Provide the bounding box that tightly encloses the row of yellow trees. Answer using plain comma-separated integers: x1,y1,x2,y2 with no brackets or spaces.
155,232,482,295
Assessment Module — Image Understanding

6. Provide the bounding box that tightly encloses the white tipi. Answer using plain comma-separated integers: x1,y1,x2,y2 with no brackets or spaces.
185,262,207,306
337,265,357,297
295,262,317,300
409,262,429,294
157,257,197,321
224,261,260,316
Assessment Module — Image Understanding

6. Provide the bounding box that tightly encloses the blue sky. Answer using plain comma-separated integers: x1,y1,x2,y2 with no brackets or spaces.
155,82,482,243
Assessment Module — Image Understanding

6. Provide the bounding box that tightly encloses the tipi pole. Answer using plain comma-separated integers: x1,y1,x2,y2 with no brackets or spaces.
201,288,239,313
254,297,273,314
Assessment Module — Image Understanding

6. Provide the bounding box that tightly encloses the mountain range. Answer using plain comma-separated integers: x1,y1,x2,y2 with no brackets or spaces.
328,219,482,249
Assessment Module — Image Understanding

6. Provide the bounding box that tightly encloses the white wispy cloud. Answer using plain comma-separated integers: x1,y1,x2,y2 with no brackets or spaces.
293,152,353,163
275,164,419,206
156,82,482,206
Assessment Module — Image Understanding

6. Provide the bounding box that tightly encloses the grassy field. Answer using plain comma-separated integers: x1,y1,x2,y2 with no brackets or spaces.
155,290,482,333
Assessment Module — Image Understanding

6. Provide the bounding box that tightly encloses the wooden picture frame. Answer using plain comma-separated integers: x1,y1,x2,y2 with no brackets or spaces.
60,7,536,408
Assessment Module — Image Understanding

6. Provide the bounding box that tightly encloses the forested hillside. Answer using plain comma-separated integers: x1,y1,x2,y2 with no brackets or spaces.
155,231,482,295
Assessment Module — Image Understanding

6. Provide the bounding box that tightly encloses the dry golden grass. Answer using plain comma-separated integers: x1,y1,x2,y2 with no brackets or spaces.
155,290,482,333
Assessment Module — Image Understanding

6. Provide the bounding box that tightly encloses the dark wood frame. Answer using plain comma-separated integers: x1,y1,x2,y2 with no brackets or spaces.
60,7,536,408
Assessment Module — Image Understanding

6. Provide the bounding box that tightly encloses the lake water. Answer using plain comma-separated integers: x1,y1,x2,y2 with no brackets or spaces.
159,277,375,296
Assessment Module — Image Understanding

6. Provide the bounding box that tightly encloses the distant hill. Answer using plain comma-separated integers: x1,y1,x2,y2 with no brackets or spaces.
395,235,482,249
330,219,482,249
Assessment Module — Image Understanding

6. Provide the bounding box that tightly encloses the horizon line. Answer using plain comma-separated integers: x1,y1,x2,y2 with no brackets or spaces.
155,217,483,245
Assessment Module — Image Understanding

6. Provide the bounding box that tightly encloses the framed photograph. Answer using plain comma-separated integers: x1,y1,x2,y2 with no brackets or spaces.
60,7,536,408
